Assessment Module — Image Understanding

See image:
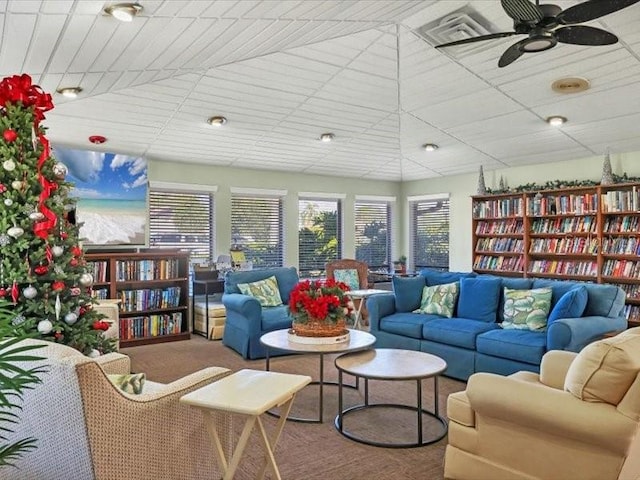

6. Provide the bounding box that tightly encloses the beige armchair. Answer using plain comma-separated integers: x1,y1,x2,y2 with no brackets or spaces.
445,328,640,480
5,339,232,480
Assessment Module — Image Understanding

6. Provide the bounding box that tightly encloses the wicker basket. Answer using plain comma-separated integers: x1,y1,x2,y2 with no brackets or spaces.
291,318,347,337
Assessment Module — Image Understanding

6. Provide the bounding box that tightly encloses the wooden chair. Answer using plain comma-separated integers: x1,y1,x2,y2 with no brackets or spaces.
325,259,370,324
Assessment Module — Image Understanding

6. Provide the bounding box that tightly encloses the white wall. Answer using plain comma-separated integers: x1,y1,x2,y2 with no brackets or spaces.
402,152,640,271
147,160,402,267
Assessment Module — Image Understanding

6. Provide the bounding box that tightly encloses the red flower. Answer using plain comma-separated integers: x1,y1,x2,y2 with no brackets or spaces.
289,279,353,325
3,129,17,142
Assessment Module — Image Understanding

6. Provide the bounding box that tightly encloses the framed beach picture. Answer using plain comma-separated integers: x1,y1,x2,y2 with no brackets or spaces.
53,146,148,247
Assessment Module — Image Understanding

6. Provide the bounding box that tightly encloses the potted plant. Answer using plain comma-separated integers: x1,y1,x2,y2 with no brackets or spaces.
393,255,407,274
0,301,45,469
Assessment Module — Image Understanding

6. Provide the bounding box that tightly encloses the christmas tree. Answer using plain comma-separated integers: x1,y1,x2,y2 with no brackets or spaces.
0,74,114,355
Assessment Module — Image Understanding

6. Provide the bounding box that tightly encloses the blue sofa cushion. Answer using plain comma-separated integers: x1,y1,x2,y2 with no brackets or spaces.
423,318,498,349
421,269,475,286
260,305,292,331
225,267,299,303
380,312,438,339
548,285,588,324
393,275,426,312
476,329,547,365
582,283,625,318
531,279,580,309
457,277,502,323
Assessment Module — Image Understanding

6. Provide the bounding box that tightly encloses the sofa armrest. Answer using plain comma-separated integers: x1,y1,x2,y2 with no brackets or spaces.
366,293,396,331
547,315,627,351
539,350,577,389
94,352,130,375
222,293,263,332
466,372,637,455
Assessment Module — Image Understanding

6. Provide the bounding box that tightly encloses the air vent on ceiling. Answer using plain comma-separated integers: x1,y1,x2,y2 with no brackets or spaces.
415,6,503,58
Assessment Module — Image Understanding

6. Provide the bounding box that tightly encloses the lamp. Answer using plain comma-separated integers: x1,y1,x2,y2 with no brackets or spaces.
104,3,143,22
423,143,439,152
319,133,334,142
520,31,557,53
546,116,567,127
207,116,227,127
56,87,82,98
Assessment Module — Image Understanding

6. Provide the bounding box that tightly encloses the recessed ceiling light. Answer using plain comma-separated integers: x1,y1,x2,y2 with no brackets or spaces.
104,3,143,22
207,116,227,127
56,87,82,98
319,133,335,142
423,143,439,152
546,116,567,127
551,77,590,94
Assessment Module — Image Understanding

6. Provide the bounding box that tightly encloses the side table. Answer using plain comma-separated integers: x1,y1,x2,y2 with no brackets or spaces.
191,277,224,337
347,288,388,329
180,369,311,480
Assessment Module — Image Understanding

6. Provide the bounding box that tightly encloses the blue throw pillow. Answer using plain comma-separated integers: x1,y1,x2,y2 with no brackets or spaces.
547,285,588,324
421,269,475,286
457,277,502,323
393,275,426,312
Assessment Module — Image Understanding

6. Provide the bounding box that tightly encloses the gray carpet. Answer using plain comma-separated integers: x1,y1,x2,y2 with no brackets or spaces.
123,336,466,479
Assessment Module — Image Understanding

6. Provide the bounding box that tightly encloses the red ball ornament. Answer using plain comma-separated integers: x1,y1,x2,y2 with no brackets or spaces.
92,320,110,331
60,232,68,240
71,246,83,257
54,332,64,340
0,184,6,193
69,258,78,267
3,129,17,142
0,287,6,297
51,280,65,291
34,265,48,275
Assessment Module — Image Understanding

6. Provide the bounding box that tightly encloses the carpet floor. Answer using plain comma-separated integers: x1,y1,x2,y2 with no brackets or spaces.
122,336,467,480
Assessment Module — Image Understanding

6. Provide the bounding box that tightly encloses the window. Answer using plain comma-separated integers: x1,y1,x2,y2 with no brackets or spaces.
298,198,342,276
355,200,391,271
231,193,283,268
410,195,450,271
148,189,214,263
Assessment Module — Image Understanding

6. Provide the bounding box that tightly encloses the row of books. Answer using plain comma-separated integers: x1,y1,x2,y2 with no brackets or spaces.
473,255,524,271
526,193,598,216
89,261,109,283
475,219,523,234
601,188,640,213
528,260,597,276
118,287,182,312
115,259,181,281
610,283,640,301
119,313,184,340
473,198,524,219
475,237,524,253
530,216,597,234
623,305,640,322
91,288,109,300
602,260,640,278
602,237,640,256
602,216,640,233
529,237,599,255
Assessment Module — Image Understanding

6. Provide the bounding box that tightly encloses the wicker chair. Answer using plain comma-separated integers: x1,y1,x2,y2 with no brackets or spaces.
326,259,370,323
5,339,232,480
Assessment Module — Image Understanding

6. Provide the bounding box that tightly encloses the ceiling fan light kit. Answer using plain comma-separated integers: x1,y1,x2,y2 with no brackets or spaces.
436,0,640,67
546,116,567,127
104,3,143,22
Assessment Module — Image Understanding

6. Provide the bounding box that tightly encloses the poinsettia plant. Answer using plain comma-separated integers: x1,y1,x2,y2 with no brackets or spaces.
288,278,354,325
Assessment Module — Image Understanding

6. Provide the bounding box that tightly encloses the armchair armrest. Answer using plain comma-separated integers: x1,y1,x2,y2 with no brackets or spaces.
366,293,396,331
222,293,263,333
466,372,637,455
539,350,577,389
94,352,130,375
547,315,627,351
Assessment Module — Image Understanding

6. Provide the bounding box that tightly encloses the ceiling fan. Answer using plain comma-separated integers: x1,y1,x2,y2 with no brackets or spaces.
436,0,640,67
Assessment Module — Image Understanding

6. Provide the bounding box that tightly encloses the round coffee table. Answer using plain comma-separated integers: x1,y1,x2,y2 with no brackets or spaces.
260,328,376,423
334,348,448,448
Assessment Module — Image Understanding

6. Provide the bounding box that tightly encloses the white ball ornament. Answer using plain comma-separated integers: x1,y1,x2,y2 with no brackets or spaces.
52,246,64,257
88,349,101,358
11,180,23,190
79,273,94,286
23,285,37,299
53,162,68,179
37,319,53,335
64,312,78,325
3,159,15,171
4,198,13,206
7,226,24,238
29,211,44,220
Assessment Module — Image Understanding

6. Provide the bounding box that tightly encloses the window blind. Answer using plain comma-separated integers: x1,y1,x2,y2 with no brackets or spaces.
231,195,283,268
298,198,341,275
148,190,214,263
355,200,391,271
410,197,450,270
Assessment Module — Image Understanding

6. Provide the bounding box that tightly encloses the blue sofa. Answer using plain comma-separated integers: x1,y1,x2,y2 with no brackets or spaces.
367,270,627,380
221,267,299,359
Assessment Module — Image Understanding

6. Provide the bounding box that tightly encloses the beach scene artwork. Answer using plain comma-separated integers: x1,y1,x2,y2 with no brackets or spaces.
54,147,147,246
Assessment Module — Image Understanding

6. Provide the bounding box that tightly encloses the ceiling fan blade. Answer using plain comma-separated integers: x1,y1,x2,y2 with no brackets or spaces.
501,0,543,22
498,39,527,67
436,32,517,48
557,0,640,25
555,25,618,45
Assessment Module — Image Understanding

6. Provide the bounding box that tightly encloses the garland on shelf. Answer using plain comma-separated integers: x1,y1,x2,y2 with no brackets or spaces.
485,173,640,195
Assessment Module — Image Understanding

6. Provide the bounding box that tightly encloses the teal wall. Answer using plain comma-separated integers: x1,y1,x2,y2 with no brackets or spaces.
149,152,640,272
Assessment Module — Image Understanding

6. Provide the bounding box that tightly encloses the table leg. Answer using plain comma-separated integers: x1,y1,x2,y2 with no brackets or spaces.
256,394,296,480
336,369,344,432
417,379,423,445
318,353,324,423
206,412,257,480
352,296,364,330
